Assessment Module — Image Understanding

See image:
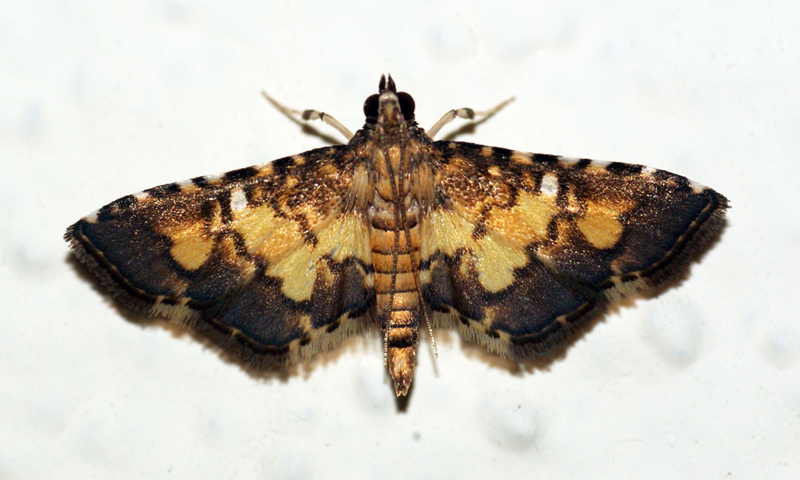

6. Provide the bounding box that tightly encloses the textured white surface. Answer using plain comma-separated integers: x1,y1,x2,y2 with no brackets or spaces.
2,1,799,478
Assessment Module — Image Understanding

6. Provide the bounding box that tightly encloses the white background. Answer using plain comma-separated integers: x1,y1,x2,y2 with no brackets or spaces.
2,1,798,478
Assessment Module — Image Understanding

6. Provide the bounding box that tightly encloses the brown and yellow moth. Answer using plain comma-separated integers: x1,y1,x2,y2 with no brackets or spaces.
66,75,728,396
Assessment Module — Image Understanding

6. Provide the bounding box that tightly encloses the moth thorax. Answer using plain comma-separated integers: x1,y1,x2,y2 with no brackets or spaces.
368,191,420,231
372,143,412,197
373,173,412,204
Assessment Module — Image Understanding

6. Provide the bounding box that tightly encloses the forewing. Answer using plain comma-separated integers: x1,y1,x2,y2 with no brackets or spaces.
421,141,728,360
66,145,374,366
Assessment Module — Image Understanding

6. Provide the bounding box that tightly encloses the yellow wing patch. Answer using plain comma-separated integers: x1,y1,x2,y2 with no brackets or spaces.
166,221,215,271
576,199,632,249
473,233,528,292
421,208,474,257
235,204,306,261
318,213,372,264
485,190,558,247
266,212,370,302
421,208,530,293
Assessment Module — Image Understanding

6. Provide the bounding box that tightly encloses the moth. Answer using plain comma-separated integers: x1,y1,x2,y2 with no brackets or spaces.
66,75,728,396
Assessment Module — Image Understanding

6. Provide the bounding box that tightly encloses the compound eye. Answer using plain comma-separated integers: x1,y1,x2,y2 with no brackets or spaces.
363,94,379,123
397,92,415,120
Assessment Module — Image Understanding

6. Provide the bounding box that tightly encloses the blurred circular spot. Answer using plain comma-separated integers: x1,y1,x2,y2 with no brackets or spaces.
643,301,701,367
478,394,540,450
764,330,798,367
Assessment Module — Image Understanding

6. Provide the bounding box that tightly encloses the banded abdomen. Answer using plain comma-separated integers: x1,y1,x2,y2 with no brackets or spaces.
369,176,423,396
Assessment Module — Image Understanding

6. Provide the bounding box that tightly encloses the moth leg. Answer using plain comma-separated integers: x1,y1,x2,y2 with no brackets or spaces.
261,91,354,141
425,97,516,140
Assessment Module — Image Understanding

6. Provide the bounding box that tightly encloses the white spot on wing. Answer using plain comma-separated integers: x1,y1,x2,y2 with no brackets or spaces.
540,173,558,196
204,172,224,184
134,191,149,200
558,156,580,165
689,179,705,194
642,166,656,176
231,188,247,212
176,177,200,193
511,151,533,165
84,210,99,223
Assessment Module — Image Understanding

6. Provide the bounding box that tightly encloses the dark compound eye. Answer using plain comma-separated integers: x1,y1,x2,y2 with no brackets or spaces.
397,92,415,120
363,94,379,123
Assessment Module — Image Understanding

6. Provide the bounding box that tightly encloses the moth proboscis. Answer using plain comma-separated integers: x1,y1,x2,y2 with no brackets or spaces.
66,75,728,396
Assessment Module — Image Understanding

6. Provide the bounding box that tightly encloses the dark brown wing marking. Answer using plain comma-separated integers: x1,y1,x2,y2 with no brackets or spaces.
420,141,728,360
66,144,375,366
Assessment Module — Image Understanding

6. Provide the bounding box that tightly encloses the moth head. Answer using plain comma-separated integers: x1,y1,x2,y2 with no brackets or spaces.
363,74,416,124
